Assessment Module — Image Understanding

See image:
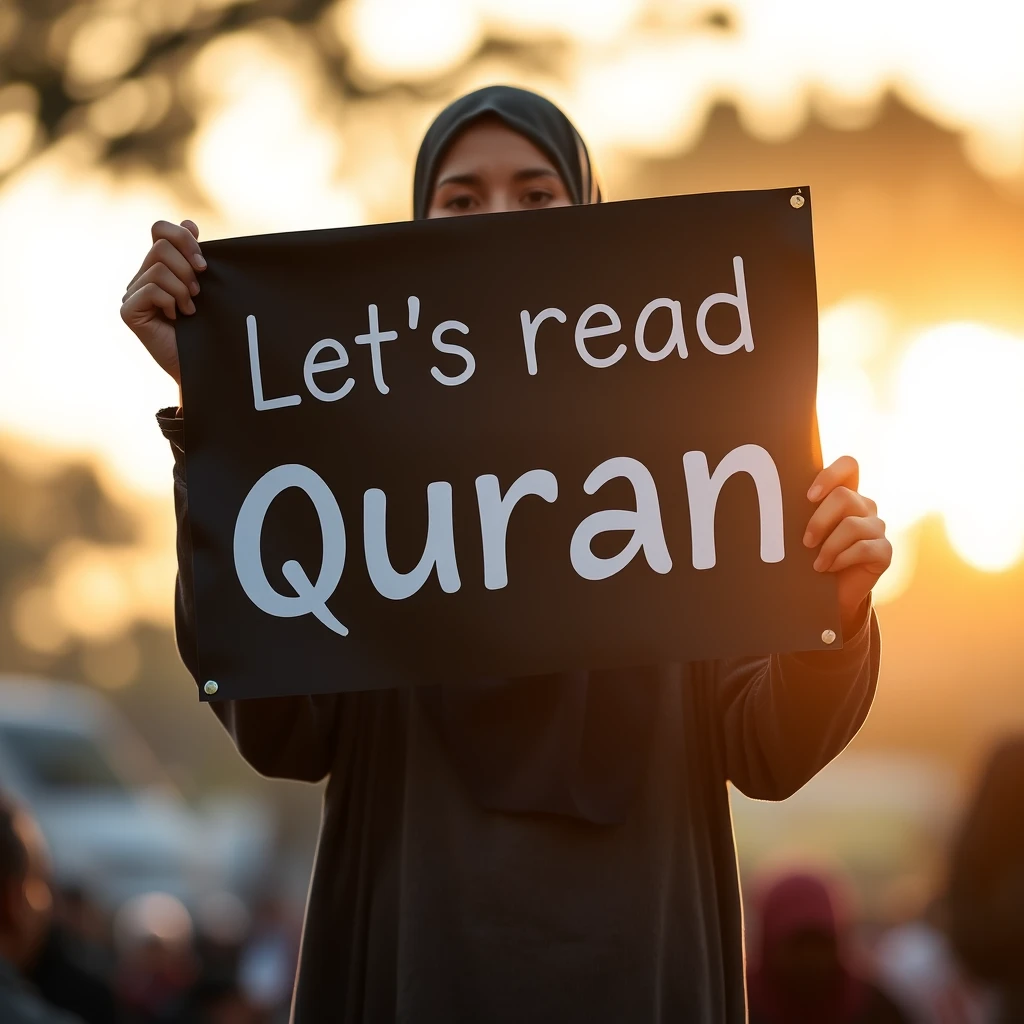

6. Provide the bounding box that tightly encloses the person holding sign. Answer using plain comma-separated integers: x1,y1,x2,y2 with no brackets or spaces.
120,87,891,1024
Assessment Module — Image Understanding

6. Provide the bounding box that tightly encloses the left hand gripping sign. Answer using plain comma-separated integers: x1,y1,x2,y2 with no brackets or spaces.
233,464,349,637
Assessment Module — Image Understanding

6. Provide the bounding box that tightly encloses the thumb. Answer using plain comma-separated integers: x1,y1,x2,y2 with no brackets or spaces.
181,219,200,240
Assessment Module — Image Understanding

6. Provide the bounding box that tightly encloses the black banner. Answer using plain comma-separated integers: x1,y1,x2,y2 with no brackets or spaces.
178,187,840,701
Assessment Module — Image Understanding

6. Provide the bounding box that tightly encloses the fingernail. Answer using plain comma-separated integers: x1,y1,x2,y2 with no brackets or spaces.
193,254,207,270
189,281,200,296
185,300,195,314
807,485,821,501
813,556,824,571
802,531,813,547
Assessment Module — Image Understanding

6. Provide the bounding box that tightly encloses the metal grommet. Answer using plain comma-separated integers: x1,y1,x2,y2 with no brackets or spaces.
821,629,837,645
204,680,219,696
790,193,805,208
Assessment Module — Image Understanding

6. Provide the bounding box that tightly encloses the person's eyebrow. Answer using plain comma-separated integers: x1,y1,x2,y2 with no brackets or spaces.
435,172,482,189
512,167,560,183
435,167,560,189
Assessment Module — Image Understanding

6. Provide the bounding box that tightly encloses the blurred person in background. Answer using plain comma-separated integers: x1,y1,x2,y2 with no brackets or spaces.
114,892,197,1024
747,870,912,1024
946,736,1024,1024
0,791,83,1023
193,890,252,988
49,884,116,978
186,972,260,1024
874,896,990,1024
236,896,299,1023
119,85,892,1022
28,889,118,1024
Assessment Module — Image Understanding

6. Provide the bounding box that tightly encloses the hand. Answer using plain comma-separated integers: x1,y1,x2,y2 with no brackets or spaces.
803,456,891,633
120,219,206,385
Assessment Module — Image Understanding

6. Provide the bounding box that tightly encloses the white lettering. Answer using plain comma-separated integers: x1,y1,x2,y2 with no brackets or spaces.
683,444,784,570
354,303,399,394
247,315,301,411
696,256,754,356
520,307,567,376
363,482,461,599
475,470,558,590
233,464,347,635
303,338,354,402
430,320,475,387
570,456,673,581
575,303,626,369
635,298,687,361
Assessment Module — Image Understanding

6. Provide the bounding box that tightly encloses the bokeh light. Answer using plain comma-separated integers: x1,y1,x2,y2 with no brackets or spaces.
64,13,147,91
186,27,363,233
0,0,1022,648
894,323,1024,571
817,302,1024,589
341,0,483,82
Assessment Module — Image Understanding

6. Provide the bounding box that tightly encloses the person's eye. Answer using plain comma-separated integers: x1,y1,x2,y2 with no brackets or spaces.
522,189,554,207
445,194,477,212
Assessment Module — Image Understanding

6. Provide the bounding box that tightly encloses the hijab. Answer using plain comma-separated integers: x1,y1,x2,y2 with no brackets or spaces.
413,86,655,825
412,85,601,219
747,871,869,1024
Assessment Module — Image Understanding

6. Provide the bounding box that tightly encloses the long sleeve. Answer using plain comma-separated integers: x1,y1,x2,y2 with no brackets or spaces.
158,409,340,783
715,603,880,800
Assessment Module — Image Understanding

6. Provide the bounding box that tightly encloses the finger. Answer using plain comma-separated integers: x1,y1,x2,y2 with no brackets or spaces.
827,536,893,576
803,486,875,547
807,455,859,503
124,263,195,314
150,219,206,271
125,239,200,297
813,515,886,572
122,264,193,311
181,219,199,240
123,281,178,323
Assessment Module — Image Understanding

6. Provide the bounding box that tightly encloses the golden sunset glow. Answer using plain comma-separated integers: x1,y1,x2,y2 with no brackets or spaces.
1,0,1023,651
895,323,1024,572
818,304,1024,596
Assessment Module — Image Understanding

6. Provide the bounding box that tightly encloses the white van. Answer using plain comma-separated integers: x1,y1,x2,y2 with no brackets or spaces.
0,676,250,912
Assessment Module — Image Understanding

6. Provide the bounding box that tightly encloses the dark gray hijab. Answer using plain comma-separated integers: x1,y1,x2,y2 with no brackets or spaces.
414,86,657,825
412,85,601,218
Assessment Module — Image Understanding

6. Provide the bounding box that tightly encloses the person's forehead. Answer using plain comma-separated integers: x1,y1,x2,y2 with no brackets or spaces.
436,118,558,172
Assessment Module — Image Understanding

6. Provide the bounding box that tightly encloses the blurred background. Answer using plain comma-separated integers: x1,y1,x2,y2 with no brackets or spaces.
0,0,1021,1021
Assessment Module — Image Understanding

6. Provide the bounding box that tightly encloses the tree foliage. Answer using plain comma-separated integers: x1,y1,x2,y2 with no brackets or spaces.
0,0,355,180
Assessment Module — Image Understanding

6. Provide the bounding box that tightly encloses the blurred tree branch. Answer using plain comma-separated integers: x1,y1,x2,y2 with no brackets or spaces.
0,0,349,180
0,0,576,182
